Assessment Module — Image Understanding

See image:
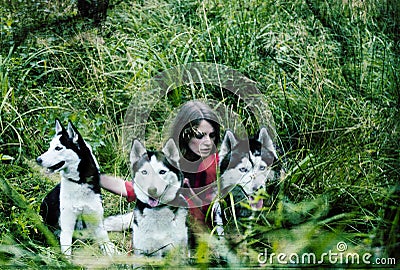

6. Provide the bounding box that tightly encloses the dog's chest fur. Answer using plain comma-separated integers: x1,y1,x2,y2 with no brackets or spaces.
59,178,103,214
133,202,188,256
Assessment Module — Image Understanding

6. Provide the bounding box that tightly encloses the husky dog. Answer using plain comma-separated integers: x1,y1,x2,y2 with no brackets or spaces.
213,127,279,236
130,139,188,257
37,119,115,256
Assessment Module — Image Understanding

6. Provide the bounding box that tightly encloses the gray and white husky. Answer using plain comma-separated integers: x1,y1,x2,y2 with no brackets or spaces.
37,119,115,256
132,139,188,256
213,127,279,236
106,139,188,257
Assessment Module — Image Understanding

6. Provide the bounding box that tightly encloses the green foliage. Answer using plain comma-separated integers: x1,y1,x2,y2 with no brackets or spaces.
0,0,399,268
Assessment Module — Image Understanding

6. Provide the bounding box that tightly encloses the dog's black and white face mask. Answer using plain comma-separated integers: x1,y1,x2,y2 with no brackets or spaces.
37,119,99,180
130,139,182,207
218,127,277,209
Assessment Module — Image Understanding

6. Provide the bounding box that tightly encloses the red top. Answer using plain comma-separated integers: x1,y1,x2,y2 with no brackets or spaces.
186,153,218,223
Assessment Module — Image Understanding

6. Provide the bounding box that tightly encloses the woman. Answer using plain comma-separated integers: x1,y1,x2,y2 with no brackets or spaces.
100,100,220,225
169,100,220,224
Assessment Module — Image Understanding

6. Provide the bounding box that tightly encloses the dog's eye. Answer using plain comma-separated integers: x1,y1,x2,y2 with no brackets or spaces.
239,167,248,173
141,170,148,175
55,146,63,151
259,165,266,171
159,170,167,175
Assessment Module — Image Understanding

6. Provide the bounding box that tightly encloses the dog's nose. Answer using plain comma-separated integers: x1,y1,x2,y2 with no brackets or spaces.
36,157,42,164
148,186,157,197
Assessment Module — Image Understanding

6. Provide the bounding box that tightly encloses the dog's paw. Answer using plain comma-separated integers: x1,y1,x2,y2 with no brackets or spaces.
103,212,134,232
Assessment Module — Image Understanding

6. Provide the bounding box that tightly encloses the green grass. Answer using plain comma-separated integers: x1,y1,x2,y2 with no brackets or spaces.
1,0,399,268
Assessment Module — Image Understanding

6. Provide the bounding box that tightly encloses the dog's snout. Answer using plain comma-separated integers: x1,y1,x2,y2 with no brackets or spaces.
148,186,157,197
36,157,42,164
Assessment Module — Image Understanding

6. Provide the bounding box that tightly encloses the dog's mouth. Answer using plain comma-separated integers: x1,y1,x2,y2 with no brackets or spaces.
249,196,263,210
148,197,159,207
47,161,66,172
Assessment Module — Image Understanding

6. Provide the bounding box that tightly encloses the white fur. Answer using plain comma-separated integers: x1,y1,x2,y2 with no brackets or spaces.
58,179,114,255
133,197,188,257
103,212,134,232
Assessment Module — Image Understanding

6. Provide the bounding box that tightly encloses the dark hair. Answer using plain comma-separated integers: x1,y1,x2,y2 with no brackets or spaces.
170,100,220,158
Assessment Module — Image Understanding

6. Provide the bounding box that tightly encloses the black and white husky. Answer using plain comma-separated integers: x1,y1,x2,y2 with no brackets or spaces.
213,127,280,236
37,119,115,256
129,139,188,257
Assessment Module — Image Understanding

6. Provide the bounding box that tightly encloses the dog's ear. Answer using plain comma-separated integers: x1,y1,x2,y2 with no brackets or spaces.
55,119,65,135
67,121,80,145
130,139,147,165
219,130,237,164
162,138,180,167
258,127,277,166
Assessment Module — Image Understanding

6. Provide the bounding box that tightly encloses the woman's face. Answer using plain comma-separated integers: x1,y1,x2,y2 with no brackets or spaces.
188,120,216,158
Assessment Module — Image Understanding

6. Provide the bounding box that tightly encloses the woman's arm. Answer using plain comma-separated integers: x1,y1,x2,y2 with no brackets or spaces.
100,174,128,197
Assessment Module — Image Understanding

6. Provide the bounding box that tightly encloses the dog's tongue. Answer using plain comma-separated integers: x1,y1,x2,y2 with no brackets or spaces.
148,197,159,207
249,196,263,210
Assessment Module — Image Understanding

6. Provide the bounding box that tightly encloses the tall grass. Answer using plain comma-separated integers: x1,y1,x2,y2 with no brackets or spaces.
0,0,399,267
